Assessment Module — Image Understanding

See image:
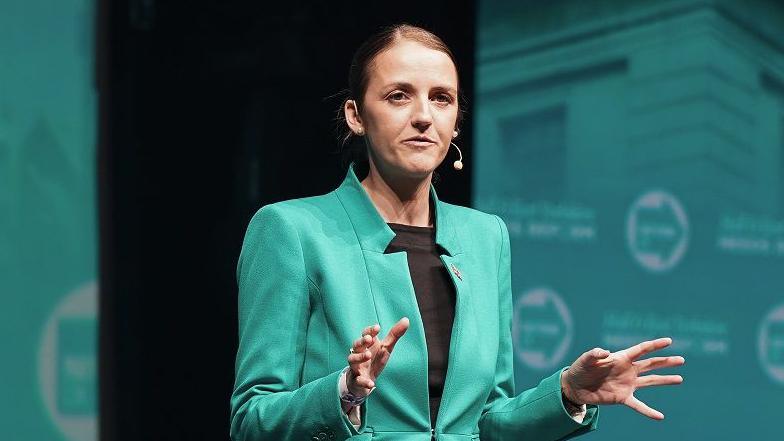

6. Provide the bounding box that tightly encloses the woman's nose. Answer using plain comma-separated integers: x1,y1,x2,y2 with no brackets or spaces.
411,98,433,129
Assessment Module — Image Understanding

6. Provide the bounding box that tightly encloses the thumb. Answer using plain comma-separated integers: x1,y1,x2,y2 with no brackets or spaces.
586,347,611,360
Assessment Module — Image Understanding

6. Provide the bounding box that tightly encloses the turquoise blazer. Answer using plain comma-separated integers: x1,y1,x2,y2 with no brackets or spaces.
230,163,599,441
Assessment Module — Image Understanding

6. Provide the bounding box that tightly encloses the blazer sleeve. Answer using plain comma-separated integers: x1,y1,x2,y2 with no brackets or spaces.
478,215,600,441
229,205,366,441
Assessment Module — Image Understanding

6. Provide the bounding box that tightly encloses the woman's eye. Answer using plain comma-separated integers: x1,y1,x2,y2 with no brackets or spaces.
387,92,407,102
433,94,453,104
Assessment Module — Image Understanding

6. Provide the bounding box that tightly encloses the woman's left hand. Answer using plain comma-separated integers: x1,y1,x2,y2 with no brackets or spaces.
561,337,685,420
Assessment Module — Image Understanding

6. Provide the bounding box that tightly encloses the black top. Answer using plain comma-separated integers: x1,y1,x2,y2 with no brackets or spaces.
384,222,456,429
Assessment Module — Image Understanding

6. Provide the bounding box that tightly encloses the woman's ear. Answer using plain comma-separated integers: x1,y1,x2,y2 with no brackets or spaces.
344,99,365,136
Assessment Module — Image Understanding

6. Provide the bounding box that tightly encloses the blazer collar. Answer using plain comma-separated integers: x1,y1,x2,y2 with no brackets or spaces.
334,162,462,256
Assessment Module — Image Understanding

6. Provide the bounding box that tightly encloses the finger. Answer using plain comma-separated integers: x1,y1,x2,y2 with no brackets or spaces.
369,346,393,376
624,337,672,361
585,347,611,361
382,317,410,352
366,326,381,345
636,374,683,388
353,374,375,389
624,395,664,420
362,323,381,337
574,348,612,370
635,356,685,374
347,372,376,394
347,350,372,365
352,334,373,352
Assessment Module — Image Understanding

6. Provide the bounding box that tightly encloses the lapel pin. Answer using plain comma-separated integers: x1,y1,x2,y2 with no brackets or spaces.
450,263,462,281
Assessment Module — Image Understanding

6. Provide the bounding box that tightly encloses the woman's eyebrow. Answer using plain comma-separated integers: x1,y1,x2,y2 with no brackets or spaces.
381,82,456,95
431,85,457,95
382,81,415,91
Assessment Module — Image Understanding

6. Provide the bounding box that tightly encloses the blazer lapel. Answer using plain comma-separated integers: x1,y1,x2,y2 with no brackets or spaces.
334,163,472,432
435,251,481,432
362,250,431,429
333,162,462,256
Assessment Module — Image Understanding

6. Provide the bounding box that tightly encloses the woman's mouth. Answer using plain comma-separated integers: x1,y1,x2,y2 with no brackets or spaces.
402,136,436,148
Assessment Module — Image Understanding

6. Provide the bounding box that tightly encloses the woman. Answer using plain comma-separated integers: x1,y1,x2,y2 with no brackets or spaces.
229,24,685,441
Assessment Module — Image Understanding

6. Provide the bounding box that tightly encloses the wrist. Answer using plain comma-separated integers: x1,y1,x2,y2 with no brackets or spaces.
340,366,369,407
560,368,584,407
562,390,584,412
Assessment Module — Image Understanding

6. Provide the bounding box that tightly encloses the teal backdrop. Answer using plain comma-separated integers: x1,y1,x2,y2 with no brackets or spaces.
475,0,783,439
0,0,98,440
3,0,784,439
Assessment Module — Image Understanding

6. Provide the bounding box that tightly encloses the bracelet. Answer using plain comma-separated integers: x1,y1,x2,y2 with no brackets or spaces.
340,389,367,407
561,390,584,413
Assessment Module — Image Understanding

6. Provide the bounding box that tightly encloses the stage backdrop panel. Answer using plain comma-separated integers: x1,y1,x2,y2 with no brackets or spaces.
475,0,784,439
0,0,98,440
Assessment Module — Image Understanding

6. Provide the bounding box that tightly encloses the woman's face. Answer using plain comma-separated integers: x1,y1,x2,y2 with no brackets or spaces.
353,40,459,181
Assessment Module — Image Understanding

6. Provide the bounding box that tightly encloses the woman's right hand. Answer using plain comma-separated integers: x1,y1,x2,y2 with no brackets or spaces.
346,317,410,397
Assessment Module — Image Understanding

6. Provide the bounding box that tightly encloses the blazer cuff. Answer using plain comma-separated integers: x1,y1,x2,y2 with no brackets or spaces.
555,368,599,437
337,366,372,433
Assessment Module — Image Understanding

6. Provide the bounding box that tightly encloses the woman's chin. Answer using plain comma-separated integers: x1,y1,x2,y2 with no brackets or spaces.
401,160,439,178
374,152,443,180
403,152,443,172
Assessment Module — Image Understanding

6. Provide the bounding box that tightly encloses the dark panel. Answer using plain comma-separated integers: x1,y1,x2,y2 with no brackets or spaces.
99,1,475,440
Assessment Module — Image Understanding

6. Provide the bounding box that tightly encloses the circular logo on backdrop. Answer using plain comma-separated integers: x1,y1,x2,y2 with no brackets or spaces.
759,303,784,385
626,190,689,273
513,287,573,370
38,280,98,441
